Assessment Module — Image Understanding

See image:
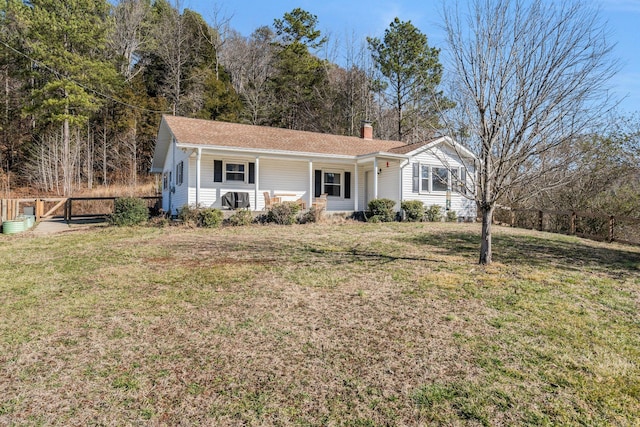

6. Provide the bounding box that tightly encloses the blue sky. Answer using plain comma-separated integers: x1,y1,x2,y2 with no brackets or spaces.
186,0,640,115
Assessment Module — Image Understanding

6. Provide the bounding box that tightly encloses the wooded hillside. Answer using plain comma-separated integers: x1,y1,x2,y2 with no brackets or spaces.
0,0,637,223
0,0,447,195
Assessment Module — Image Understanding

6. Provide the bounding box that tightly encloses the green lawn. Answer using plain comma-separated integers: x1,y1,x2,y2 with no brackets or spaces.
1,221,639,425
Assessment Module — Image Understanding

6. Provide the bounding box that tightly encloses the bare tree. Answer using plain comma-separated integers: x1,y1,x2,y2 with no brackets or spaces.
442,0,618,264
198,3,233,81
221,27,276,125
109,0,150,82
153,0,194,115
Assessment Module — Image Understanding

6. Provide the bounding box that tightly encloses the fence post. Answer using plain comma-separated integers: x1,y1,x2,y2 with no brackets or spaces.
609,216,615,242
36,199,42,222
65,199,72,223
570,212,576,235
538,210,543,231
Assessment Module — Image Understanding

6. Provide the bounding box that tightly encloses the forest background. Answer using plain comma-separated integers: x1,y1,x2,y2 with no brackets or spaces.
0,0,638,219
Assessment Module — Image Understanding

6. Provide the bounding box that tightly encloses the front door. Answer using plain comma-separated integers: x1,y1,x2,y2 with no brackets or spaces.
365,170,375,207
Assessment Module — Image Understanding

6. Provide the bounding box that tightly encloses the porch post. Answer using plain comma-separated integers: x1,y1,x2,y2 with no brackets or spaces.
354,163,359,211
195,147,202,206
308,160,313,208
255,157,260,211
398,160,403,207
373,157,379,199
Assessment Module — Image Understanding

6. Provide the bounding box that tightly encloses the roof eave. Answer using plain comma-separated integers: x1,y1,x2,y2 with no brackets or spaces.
175,142,391,161
150,117,172,173
356,152,409,162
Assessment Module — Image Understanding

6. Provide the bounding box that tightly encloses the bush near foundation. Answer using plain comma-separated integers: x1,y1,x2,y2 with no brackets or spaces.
367,198,396,222
401,200,425,222
110,197,148,226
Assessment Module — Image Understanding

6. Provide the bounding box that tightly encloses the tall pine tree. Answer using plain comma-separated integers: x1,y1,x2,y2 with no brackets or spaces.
25,0,119,195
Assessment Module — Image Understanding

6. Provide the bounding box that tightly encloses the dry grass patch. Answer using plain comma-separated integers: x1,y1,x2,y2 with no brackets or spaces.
0,222,639,425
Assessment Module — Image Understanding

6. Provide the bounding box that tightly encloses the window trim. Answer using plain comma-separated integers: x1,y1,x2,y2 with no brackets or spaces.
431,166,449,193
224,161,246,183
323,169,343,198
419,164,465,193
176,161,184,186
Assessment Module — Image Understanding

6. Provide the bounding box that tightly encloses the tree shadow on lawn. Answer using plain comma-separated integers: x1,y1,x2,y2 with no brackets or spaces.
408,230,640,277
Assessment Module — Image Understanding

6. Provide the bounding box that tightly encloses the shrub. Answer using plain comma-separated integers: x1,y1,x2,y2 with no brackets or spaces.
401,200,425,222
148,216,170,228
177,204,223,228
425,205,444,222
366,215,382,223
267,202,300,225
446,210,458,222
197,208,224,228
227,209,254,226
299,206,324,224
367,198,396,222
110,197,148,226
177,204,199,226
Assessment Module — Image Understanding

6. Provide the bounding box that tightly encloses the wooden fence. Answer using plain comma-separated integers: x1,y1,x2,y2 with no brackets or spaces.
494,206,640,245
62,196,161,222
1,196,161,224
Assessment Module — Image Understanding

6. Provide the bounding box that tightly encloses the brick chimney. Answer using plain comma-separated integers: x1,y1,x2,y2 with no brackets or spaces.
360,120,373,140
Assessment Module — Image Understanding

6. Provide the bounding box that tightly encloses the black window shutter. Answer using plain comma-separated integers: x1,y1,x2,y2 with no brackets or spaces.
314,170,322,197
412,163,419,193
344,172,351,199
248,162,255,184
214,160,222,182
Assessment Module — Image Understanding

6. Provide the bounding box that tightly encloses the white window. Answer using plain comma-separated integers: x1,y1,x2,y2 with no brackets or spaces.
453,168,467,194
176,161,184,186
324,171,341,197
419,164,464,192
225,163,245,182
421,165,430,192
432,167,448,192
163,172,168,190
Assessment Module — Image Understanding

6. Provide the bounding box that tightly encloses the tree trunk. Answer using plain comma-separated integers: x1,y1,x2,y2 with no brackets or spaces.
479,204,494,265
63,118,71,196
103,112,108,186
87,122,93,190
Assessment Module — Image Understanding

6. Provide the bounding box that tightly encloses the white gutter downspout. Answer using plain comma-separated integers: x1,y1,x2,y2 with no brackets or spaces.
354,163,359,211
195,147,201,207
399,159,409,209
170,137,175,214
255,157,260,211
308,160,313,208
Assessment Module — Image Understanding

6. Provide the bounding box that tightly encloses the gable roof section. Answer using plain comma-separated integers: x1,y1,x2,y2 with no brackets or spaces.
389,135,477,160
151,115,476,173
167,115,404,154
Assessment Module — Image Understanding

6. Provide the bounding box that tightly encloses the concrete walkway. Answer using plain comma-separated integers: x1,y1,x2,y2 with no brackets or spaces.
31,217,108,235
31,219,71,235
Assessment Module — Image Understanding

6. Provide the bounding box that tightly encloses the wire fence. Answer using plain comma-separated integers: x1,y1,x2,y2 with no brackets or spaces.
494,206,640,245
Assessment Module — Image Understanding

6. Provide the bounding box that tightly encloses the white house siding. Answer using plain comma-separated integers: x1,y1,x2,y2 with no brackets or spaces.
377,160,401,206
259,159,309,210
162,142,192,214
356,160,400,211
172,148,191,214
401,146,477,219
182,153,258,210
313,162,356,211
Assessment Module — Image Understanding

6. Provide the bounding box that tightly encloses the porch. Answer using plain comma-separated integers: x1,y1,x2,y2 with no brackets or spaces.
163,147,404,214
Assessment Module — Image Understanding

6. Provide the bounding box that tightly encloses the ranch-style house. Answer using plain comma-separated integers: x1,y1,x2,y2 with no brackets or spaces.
151,115,477,218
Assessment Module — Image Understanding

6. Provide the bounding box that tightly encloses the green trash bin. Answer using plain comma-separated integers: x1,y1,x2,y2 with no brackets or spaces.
2,219,26,234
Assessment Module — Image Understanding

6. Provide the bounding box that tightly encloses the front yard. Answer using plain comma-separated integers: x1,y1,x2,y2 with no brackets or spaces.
1,221,639,425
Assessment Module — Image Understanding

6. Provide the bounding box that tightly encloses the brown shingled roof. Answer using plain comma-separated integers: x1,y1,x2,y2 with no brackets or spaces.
163,115,407,156
388,137,443,154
